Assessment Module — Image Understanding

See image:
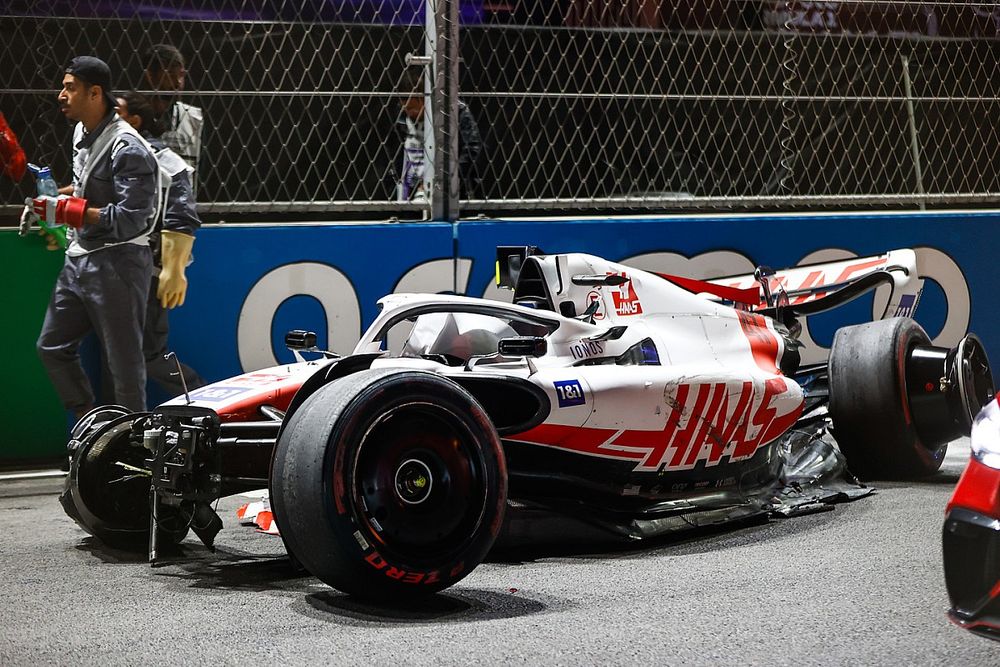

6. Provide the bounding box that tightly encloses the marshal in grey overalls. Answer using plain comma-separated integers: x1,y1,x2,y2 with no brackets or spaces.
36,113,159,413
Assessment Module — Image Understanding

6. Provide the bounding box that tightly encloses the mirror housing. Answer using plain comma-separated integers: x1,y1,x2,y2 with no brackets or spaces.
498,336,548,358
285,330,318,351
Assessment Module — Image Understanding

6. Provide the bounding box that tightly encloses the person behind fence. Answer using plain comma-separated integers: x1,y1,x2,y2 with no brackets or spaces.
117,90,206,398
396,83,483,202
20,56,159,416
144,43,202,192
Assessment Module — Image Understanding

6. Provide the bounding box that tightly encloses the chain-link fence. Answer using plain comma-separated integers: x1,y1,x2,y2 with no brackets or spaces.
465,1,1000,210
1,2,437,219
2,1,999,221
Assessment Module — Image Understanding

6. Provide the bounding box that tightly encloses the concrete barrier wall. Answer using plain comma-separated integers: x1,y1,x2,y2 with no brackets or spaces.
3,210,997,460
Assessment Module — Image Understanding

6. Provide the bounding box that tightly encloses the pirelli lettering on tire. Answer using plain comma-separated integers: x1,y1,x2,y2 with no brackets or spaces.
362,550,464,585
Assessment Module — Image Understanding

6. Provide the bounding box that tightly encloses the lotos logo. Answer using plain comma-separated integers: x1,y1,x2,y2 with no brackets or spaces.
610,273,643,316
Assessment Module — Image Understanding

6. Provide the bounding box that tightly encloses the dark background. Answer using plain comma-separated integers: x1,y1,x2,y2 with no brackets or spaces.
1,2,998,221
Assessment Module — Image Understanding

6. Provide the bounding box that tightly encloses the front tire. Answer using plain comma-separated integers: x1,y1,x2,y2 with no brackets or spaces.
271,369,507,600
829,317,942,479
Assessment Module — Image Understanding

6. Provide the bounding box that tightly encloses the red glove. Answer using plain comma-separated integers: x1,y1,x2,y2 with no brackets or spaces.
32,195,88,229
0,112,26,182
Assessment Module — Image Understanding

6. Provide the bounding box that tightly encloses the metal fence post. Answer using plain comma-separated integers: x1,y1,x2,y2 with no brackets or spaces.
901,55,927,211
425,0,460,221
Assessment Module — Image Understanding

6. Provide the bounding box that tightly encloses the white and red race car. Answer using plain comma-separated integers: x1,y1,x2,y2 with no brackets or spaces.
61,246,993,600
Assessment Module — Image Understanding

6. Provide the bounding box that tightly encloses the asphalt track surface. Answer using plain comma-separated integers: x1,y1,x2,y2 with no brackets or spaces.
1,441,997,666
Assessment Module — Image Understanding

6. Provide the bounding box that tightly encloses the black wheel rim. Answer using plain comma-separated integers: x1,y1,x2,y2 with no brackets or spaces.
76,415,189,536
77,417,150,530
956,334,995,429
349,401,490,566
70,405,130,441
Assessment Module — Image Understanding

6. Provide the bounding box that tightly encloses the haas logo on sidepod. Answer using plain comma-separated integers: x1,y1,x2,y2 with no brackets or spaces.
512,377,802,473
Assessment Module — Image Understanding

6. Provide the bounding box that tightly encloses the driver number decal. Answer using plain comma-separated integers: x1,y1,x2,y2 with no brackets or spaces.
554,379,586,407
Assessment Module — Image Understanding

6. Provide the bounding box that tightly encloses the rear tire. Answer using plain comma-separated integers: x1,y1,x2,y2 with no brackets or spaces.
271,369,507,600
829,317,943,479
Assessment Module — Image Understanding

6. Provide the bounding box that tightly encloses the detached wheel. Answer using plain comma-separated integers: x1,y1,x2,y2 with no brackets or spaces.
60,411,190,549
271,369,507,600
829,317,942,479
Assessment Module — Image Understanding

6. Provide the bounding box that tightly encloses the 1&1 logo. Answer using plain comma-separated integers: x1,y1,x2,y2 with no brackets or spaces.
554,379,586,408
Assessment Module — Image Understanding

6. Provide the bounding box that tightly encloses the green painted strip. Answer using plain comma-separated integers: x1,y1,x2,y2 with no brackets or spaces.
0,230,69,460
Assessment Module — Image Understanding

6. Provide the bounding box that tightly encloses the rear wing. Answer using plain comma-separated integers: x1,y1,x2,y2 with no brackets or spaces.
688,250,923,320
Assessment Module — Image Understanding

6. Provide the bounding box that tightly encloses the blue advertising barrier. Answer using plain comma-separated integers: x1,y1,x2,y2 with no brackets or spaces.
5,210,998,459
167,211,998,392
168,222,456,392
456,212,997,366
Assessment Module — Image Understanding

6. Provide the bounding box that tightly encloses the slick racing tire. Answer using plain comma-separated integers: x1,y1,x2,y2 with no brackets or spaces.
60,411,190,550
271,369,507,601
828,317,943,480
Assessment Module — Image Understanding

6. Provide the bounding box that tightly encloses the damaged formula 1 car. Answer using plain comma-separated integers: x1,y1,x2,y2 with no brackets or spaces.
61,247,994,600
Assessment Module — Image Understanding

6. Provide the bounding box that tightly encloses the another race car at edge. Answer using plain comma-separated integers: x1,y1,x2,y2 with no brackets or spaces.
61,246,995,601
944,394,1000,640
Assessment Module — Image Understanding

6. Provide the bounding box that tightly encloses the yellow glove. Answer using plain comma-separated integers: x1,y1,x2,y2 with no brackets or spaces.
157,230,195,309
